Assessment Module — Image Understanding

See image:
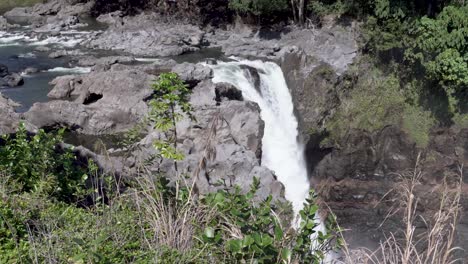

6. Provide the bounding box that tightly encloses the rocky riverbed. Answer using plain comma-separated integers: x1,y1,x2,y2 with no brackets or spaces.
1,0,467,259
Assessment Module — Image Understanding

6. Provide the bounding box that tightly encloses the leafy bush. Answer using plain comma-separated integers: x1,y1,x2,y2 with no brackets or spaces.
410,5,468,113
325,62,435,148
200,178,340,263
0,124,86,201
228,0,289,17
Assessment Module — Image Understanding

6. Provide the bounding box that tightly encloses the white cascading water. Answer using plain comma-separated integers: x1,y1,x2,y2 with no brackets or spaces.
209,59,325,231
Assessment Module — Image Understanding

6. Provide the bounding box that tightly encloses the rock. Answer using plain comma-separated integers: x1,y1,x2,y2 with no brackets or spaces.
26,69,153,134
280,51,340,140
77,56,135,67
85,13,206,56
35,46,51,52
23,67,39,75
0,16,19,30
215,82,243,103
37,14,89,31
0,64,9,78
312,126,468,251
3,73,24,87
96,11,124,25
0,93,21,135
134,99,281,201
48,49,86,59
4,0,93,26
210,24,357,74
172,63,213,87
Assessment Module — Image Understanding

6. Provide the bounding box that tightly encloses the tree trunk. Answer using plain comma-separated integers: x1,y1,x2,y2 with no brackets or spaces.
298,0,305,25
291,0,298,22
291,0,306,25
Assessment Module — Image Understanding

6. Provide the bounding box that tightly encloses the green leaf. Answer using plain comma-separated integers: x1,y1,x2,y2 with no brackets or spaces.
274,225,283,240
227,239,243,253
281,248,292,262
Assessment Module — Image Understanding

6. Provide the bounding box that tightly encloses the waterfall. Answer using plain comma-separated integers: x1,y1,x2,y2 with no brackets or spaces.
209,59,318,217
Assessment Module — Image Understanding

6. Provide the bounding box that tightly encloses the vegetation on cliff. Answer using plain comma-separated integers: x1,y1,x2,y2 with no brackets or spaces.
0,74,340,263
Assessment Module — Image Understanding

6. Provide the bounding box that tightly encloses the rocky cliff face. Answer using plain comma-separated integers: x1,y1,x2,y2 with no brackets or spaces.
312,126,468,253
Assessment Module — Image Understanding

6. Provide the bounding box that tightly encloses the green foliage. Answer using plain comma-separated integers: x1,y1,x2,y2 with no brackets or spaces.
0,124,338,263
325,61,436,148
200,178,340,263
410,5,468,113
228,0,289,17
453,113,468,128
0,124,86,201
327,69,405,142
148,72,192,161
402,106,435,148
308,0,348,18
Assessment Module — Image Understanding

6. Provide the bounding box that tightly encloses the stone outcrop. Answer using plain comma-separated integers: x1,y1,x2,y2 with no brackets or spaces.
279,50,340,141
21,59,284,202
130,73,283,201
207,23,358,75
25,69,153,134
85,13,207,57
4,0,93,30
0,64,24,88
0,16,19,30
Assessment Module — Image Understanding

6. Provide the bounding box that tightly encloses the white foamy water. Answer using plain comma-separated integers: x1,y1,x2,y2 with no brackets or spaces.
47,67,91,74
209,59,331,260
30,36,84,47
135,57,162,62
0,30,85,48
209,59,317,214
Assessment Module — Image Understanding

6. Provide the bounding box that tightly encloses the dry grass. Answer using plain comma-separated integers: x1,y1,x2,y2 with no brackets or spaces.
337,156,463,264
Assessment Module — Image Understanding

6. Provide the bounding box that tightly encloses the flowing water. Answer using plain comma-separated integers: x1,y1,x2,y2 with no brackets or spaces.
0,28,94,112
209,59,322,218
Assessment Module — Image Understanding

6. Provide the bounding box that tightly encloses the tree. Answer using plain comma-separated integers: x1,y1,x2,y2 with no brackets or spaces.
410,5,468,112
148,72,192,163
291,0,306,24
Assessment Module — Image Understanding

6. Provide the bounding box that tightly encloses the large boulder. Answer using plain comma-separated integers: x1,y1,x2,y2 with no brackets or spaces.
172,63,213,87
0,16,19,30
3,73,24,87
0,65,24,88
25,69,153,134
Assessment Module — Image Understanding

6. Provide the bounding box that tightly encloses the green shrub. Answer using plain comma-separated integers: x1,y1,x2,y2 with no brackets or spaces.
228,0,289,17
200,178,340,263
402,106,435,148
0,124,87,201
325,62,435,148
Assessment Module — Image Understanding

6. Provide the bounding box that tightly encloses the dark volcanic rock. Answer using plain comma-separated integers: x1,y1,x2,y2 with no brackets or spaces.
0,64,9,78
312,125,468,254
279,50,340,140
215,82,243,103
